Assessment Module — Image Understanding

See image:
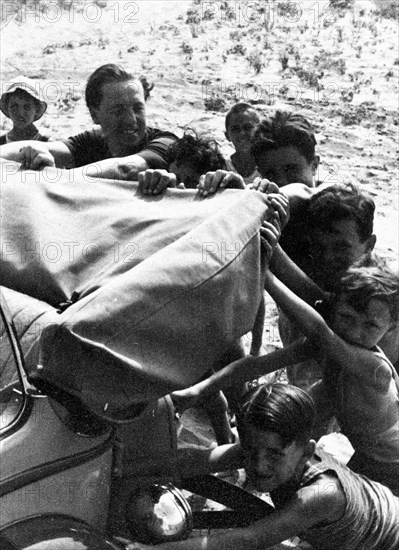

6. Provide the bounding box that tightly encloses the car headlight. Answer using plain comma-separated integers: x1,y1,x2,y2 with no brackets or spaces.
126,483,193,544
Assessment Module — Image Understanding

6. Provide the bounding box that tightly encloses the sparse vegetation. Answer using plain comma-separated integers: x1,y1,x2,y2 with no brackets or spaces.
246,50,265,74
204,94,226,112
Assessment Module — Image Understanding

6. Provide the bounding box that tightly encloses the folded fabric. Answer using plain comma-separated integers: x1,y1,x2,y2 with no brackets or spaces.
0,164,270,421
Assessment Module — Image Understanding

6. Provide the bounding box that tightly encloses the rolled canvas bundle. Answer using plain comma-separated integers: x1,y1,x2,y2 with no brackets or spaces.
0,162,269,421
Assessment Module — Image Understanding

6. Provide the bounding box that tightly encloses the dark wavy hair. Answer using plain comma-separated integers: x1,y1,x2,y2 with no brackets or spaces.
337,264,399,322
166,129,226,179
85,63,154,110
237,383,316,448
308,182,375,242
251,110,316,164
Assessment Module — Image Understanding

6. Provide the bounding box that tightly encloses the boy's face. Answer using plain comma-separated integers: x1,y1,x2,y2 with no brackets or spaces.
256,145,318,188
241,425,311,493
8,93,38,129
225,110,259,154
332,296,392,349
310,219,376,289
90,79,146,156
168,161,201,189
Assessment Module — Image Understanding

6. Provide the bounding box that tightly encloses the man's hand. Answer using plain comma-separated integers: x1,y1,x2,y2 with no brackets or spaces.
19,144,55,170
250,177,280,194
197,170,245,197
138,169,182,195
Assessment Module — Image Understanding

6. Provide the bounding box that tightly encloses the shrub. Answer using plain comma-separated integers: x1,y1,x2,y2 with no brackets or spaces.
246,50,264,74
204,95,226,112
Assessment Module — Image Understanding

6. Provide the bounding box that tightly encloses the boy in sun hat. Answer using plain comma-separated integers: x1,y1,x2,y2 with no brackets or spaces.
0,77,49,144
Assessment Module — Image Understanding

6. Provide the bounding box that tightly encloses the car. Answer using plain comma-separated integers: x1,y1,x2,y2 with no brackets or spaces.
0,286,185,548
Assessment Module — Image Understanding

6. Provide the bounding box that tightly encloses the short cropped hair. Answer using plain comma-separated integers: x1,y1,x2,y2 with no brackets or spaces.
338,264,399,322
237,383,315,447
166,129,226,175
250,110,316,164
225,102,260,131
308,182,375,242
85,63,154,110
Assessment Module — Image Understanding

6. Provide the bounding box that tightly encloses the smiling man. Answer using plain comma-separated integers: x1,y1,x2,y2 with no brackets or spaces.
0,64,177,181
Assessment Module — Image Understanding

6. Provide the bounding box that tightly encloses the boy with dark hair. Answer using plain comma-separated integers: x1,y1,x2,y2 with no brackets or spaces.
167,129,226,188
126,383,399,550
250,109,319,189
306,182,376,289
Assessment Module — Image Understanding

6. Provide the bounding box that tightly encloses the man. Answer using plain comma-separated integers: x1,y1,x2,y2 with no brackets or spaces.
0,64,177,181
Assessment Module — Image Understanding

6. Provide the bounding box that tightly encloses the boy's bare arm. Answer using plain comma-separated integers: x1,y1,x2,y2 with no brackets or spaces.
123,443,244,481
270,244,328,305
171,340,312,414
125,476,344,550
264,270,386,381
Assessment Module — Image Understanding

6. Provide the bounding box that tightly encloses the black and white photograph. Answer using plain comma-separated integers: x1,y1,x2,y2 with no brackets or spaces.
0,1,398,548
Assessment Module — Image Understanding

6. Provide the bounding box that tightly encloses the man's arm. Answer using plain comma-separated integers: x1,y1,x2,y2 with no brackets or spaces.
0,140,73,168
81,154,149,180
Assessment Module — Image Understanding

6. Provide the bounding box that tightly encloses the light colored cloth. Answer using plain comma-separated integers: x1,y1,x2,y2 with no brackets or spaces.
0,162,270,421
225,157,261,185
300,451,399,550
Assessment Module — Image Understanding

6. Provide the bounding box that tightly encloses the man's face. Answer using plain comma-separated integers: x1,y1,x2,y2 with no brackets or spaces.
310,218,375,288
90,79,146,156
256,145,318,188
332,297,391,350
241,425,309,493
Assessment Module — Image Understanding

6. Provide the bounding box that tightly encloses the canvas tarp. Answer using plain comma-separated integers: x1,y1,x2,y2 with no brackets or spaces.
0,162,270,420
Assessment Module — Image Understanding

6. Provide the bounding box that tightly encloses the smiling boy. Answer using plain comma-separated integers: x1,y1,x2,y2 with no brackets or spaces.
224,102,261,185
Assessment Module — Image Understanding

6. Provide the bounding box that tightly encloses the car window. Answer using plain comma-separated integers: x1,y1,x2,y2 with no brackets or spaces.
0,303,25,433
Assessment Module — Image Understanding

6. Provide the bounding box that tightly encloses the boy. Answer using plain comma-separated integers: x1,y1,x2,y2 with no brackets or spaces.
138,129,232,195
224,102,261,185
0,79,48,144
124,383,399,550
172,219,399,496
139,130,246,195
274,182,377,343
250,109,319,189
